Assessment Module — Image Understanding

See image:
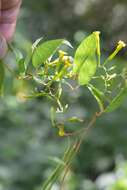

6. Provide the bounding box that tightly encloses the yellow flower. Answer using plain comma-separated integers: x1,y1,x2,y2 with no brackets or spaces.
58,50,67,59
64,58,72,67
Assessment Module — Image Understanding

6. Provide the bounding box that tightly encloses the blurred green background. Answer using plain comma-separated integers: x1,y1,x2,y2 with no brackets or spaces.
1,0,127,189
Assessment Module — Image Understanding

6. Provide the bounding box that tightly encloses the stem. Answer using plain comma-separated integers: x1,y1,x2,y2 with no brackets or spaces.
42,112,100,190
41,140,78,190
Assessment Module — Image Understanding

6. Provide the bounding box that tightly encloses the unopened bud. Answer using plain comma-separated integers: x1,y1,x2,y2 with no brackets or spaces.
59,127,65,137
117,40,126,49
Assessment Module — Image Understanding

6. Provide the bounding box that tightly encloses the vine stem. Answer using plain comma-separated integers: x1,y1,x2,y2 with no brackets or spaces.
60,112,101,190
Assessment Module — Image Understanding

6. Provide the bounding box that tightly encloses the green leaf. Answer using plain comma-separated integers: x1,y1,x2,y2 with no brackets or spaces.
32,39,65,67
78,55,97,85
18,58,26,73
0,61,4,95
105,87,127,113
73,33,97,73
73,32,97,85
88,84,105,112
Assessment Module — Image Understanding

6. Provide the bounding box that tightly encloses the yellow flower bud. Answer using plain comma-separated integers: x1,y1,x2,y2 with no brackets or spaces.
59,128,65,137
93,31,100,36
64,58,72,67
59,50,67,59
117,41,126,49
104,40,126,65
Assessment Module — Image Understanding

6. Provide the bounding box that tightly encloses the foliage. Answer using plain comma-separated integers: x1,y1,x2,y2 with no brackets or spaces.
0,31,127,190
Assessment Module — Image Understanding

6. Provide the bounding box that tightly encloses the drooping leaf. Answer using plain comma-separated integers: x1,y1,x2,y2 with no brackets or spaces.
32,39,66,67
105,87,127,113
78,55,97,85
88,84,105,112
73,32,97,74
0,61,5,95
73,32,97,85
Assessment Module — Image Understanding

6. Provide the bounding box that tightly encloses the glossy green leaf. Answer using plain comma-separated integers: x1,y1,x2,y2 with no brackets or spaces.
32,39,65,67
105,87,127,113
73,33,97,74
78,55,97,85
0,61,4,95
88,84,105,112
